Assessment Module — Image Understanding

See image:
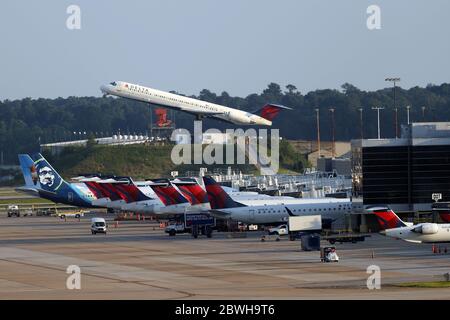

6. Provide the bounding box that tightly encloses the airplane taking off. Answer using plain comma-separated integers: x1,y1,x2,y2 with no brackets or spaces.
370,207,450,243
202,175,352,225
100,81,291,126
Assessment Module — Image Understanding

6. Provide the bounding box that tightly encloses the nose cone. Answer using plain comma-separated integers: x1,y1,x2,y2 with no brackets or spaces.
100,84,110,95
379,230,386,236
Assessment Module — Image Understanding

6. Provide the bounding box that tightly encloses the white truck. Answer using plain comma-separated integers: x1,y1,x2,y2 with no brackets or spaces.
288,215,322,241
165,213,215,238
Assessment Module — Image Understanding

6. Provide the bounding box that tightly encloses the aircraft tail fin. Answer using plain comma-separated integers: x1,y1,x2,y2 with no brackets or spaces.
19,153,67,193
256,104,292,121
172,178,208,205
439,212,450,223
148,179,189,206
202,175,246,209
18,154,38,187
100,178,153,203
369,207,408,230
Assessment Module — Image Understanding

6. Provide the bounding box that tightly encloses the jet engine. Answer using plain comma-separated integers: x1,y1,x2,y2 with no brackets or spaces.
414,223,439,234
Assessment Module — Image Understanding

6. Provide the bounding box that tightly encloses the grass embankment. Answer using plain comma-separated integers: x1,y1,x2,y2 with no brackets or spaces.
12,140,310,184
394,281,450,288
0,198,53,205
45,144,258,179
51,144,177,179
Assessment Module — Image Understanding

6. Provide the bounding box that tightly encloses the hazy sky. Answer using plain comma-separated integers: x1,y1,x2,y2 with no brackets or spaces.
1,1,449,100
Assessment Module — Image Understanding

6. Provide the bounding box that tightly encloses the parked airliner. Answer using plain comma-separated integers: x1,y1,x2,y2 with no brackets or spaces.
202,176,352,225
100,81,291,126
370,207,450,243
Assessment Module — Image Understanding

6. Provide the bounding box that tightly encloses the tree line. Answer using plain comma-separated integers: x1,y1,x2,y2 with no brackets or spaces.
1,82,450,164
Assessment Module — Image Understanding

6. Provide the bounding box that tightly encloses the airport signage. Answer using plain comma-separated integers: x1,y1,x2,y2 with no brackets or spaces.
432,193,442,202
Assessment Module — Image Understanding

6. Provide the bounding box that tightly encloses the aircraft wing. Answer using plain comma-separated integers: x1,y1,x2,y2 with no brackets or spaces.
177,108,225,117
147,101,225,117
208,209,232,218
15,186,57,196
15,187,40,195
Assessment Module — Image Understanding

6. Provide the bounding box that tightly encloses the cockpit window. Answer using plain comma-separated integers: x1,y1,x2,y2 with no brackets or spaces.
110,81,117,86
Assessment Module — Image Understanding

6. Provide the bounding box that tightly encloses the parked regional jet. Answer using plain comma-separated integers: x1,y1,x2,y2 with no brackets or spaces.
100,81,291,126
370,207,450,243
202,176,352,225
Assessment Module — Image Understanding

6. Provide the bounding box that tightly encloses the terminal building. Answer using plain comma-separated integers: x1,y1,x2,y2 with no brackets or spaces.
352,122,450,213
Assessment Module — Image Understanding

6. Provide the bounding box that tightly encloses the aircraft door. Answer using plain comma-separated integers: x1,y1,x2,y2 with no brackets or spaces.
249,209,255,222
68,192,74,202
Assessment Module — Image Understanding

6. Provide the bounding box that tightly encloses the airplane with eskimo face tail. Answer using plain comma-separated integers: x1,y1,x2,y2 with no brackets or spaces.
100,81,291,125
17,153,101,207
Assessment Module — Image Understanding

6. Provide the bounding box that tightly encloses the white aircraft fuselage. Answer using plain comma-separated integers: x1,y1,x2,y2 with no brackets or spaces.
382,223,450,243
100,81,272,126
211,199,352,225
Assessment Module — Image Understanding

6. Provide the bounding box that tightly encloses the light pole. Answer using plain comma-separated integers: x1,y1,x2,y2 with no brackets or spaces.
359,107,363,139
315,108,321,158
329,108,335,157
406,105,411,124
421,106,426,121
386,77,401,138
372,107,384,139
394,107,398,139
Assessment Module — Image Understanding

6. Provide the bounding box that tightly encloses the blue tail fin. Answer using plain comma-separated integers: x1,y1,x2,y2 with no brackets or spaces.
18,154,38,187
26,153,67,193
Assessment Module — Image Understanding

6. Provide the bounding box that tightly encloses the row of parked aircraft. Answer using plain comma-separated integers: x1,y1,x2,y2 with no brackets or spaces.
17,153,352,226
17,153,450,244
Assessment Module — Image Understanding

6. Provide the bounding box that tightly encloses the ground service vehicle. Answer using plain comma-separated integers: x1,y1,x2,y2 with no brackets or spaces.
320,246,339,262
166,213,215,238
268,224,288,236
288,215,322,240
91,217,107,234
324,233,370,244
58,210,84,219
7,205,20,217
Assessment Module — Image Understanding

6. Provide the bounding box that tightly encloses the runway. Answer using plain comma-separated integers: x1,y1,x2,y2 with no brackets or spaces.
1,214,450,299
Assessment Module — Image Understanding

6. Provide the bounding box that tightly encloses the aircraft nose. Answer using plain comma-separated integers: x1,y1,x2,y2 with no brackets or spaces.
100,85,109,94
379,230,386,236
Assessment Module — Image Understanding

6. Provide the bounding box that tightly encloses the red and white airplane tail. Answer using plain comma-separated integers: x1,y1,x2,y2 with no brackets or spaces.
367,207,408,230
256,104,291,121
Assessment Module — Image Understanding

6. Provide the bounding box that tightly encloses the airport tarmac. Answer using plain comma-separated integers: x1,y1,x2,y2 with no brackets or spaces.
0,214,450,299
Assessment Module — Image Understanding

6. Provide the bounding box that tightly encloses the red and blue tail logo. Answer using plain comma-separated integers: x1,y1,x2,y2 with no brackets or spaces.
150,183,188,206
84,181,106,199
176,183,208,205
202,176,245,209
85,182,121,200
372,208,407,230
258,104,291,121
439,212,450,223
111,183,151,203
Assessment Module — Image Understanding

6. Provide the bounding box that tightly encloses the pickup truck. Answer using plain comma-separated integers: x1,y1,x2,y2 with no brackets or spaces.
57,211,85,219
165,223,186,236
268,224,289,236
